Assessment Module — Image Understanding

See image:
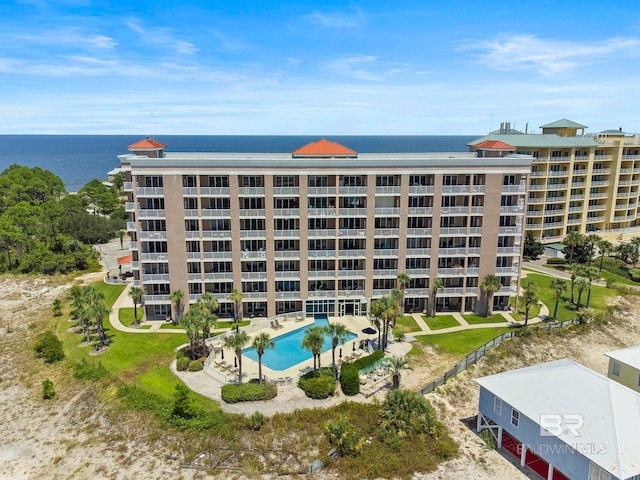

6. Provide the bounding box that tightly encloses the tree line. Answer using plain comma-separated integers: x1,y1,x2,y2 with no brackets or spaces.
0,165,126,274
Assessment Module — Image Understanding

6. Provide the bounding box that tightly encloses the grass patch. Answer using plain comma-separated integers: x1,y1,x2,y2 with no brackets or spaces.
522,273,613,322
393,316,421,334
462,313,508,325
415,327,511,356
216,320,251,329
160,322,185,330
422,315,459,330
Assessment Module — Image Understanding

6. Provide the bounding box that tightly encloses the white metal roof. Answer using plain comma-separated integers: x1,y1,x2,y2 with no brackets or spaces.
605,345,640,370
476,358,640,478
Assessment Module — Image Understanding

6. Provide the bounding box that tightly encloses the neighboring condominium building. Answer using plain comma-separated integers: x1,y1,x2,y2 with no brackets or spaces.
120,139,529,320
470,119,640,243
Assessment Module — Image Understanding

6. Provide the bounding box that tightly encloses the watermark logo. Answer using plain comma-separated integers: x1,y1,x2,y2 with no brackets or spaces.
540,414,583,437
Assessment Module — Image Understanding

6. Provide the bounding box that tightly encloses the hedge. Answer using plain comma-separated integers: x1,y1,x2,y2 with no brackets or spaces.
546,257,567,265
340,363,360,396
298,368,336,399
176,357,190,371
221,380,277,403
630,269,640,282
353,350,384,370
188,360,204,372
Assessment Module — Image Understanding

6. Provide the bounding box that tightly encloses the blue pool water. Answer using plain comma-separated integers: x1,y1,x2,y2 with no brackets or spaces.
243,315,357,371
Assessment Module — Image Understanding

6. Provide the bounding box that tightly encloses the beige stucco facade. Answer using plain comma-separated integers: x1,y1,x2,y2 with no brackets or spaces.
120,143,530,320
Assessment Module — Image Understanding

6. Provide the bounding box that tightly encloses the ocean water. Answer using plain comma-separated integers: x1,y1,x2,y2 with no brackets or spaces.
0,134,478,192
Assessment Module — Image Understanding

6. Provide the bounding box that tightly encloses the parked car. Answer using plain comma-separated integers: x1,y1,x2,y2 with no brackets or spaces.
119,271,133,280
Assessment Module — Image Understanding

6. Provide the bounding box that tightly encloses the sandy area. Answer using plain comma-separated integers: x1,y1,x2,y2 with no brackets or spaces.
1,270,639,479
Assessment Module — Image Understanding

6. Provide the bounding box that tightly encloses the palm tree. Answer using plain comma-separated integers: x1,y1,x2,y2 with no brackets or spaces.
563,231,584,264
597,239,614,272
169,289,184,325
575,277,590,311
301,326,325,377
396,273,411,323
181,307,203,359
520,279,539,327
252,332,275,383
196,292,218,338
549,278,567,320
223,331,250,384
480,274,502,316
370,294,401,351
369,314,382,351
632,237,640,268
387,356,413,389
128,286,143,326
585,233,601,267
324,322,350,378
428,277,444,317
228,288,244,325
583,266,600,308
568,264,582,304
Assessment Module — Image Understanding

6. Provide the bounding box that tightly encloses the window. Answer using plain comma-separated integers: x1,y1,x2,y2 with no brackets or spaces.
588,462,612,480
511,409,519,427
612,361,621,377
493,397,502,415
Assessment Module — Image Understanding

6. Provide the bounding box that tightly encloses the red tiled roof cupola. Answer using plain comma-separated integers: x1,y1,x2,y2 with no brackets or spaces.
127,138,167,150
292,139,357,157
473,140,516,150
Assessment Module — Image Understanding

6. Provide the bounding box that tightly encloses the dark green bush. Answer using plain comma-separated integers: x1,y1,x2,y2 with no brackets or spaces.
629,269,640,282
221,380,277,403
299,374,336,399
33,330,64,363
176,348,187,360
327,416,364,456
42,379,55,399
546,257,567,265
340,363,360,396
188,360,203,372
176,357,189,371
73,359,109,380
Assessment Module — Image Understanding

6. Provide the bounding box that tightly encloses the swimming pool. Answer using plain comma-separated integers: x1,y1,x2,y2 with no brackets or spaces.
242,315,357,371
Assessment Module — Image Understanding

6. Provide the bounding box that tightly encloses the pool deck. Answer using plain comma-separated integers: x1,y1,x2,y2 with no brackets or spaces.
208,314,374,385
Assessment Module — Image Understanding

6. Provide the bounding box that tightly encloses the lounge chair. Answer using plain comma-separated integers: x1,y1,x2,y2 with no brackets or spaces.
270,321,276,329
274,319,283,329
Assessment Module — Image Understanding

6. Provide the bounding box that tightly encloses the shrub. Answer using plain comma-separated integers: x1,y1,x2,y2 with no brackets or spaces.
353,350,384,370
381,389,440,437
546,257,567,265
250,411,264,431
73,359,109,380
176,348,187,360
172,383,197,419
42,379,55,399
479,429,496,449
221,380,277,403
340,363,360,396
176,357,190,371
299,375,335,399
52,299,62,317
188,360,203,372
327,416,364,457
33,330,64,363
630,269,640,282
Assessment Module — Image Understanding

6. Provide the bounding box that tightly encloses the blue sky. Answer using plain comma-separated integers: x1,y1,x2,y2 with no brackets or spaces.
2,0,639,134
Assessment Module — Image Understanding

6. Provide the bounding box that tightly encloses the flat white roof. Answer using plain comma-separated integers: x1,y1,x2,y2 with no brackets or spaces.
476,358,640,478
605,345,640,370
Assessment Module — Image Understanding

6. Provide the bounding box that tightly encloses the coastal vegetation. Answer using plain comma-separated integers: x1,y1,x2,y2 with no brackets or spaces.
0,164,125,274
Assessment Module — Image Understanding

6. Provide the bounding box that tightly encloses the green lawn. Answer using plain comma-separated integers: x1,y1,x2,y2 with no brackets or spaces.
415,327,511,356
462,313,508,325
422,314,459,330
393,316,421,334
521,272,613,322
160,322,186,330
216,320,251,329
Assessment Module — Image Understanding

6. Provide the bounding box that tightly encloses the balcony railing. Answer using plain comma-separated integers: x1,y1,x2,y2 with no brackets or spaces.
408,185,435,194
241,272,267,280
308,250,336,258
338,249,366,258
202,251,233,259
405,248,431,256
338,186,368,195
338,207,368,216
142,274,170,282
273,187,299,196
406,228,433,236
200,230,232,239
136,186,164,196
338,229,367,237
140,253,169,261
308,270,335,278
406,268,431,276
274,271,300,279
137,209,165,219
308,229,336,238
139,231,167,240
274,250,300,259
308,207,336,217
374,228,400,237
200,187,230,196
405,288,429,296
238,187,265,195
375,186,402,194
274,229,300,238
201,208,231,218
307,187,336,195
273,208,300,217
337,269,366,278
239,230,267,238
375,207,401,216
373,249,399,257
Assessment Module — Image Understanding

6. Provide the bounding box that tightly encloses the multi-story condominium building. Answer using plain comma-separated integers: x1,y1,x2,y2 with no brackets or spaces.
119,138,529,320
470,119,640,243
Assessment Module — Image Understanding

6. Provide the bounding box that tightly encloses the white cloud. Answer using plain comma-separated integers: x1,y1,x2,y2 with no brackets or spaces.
328,55,382,81
6,29,117,49
124,20,197,55
303,9,364,29
465,34,640,75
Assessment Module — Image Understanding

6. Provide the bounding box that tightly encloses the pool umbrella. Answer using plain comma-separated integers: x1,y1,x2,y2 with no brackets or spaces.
234,357,238,368
362,327,377,335
339,348,342,358
221,349,224,360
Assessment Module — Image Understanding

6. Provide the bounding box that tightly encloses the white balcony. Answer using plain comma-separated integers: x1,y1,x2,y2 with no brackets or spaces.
239,230,267,238
200,230,232,239
274,250,300,259
372,269,397,278
439,287,465,295
273,208,300,217
274,271,300,279
308,270,335,278
200,187,230,196
408,185,435,194
143,274,170,282
405,248,431,256
405,288,429,296
202,251,232,259
374,228,400,236
407,207,434,215
439,227,468,235
375,186,402,195
338,186,368,195
273,187,299,196
243,292,268,300
201,209,231,218
136,186,164,196
439,247,467,255
125,202,136,212
241,250,266,260
308,207,336,217
498,226,520,235
139,231,167,240
372,289,393,297
308,291,335,298
183,187,197,196
438,268,467,275
406,268,431,276
501,185,526,194
144,294,171,304
308,229,336,238
309,250,336,258
129,241,138,250
500,206,523,214
406,228,433,236
238,187,265,196
241,271,267,280
126,221,137,231
592,168,611,174
239,209,266,217
374,207,401,216
140,253,169,261
137,209,165,219
274,230,300,238
337,269,366,278
339,207,368,216
123,182,133,192
495,266,519,275
276,291,301,300
338,229,367,237
373,249,399,257
338,249,366,258
307,187,336,195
